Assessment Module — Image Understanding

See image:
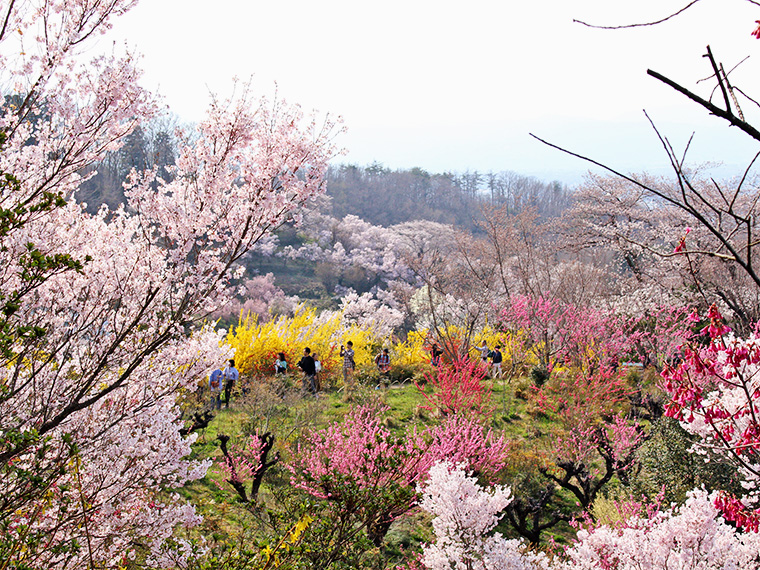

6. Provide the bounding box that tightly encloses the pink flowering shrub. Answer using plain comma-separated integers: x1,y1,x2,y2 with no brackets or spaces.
415,356,493,416
286,405,510,545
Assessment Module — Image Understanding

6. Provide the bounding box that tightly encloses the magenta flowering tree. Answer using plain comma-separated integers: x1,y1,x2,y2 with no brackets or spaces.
286,405,510,547
500,295,632,382
662,305,760,531
0,1,338,568
415,356,494,417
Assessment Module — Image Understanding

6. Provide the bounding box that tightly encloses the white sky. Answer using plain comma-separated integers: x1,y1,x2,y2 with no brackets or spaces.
98,0,760,183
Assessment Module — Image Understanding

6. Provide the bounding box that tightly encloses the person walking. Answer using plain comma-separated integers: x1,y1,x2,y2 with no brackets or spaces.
340,341,356,398
223,359,239,409
297,347,317,395
490,345,503,378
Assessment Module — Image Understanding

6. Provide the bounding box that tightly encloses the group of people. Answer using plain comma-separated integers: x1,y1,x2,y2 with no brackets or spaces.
207,340,505,409
208,359,239,409
428,340,502,377
270,341,357,395
475,340,503,377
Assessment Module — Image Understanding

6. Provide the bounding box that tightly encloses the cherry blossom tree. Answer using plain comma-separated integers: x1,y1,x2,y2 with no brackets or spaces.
569,172,760,328
210,273,299,325
416,462,550,570
0,1,338,567
417,464,760,570
338,290,405,338
562,488,760,570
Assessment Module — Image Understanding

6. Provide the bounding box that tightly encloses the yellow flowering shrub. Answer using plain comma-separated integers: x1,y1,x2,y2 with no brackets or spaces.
392,330,430,367
226,307,384,384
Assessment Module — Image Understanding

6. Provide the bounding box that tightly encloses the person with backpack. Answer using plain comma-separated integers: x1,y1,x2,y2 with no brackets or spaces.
208,367,223,410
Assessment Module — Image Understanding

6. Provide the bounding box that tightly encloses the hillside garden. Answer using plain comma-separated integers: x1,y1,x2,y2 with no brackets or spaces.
5,1,760,569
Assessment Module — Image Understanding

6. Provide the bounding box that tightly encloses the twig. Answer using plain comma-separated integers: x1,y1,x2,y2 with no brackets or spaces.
573,0,703,30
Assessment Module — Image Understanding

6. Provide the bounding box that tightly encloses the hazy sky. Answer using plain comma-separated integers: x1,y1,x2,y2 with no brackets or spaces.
99,0,760,183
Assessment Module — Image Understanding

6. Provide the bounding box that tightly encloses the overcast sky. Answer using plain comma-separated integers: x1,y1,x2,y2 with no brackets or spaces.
99,0,760,183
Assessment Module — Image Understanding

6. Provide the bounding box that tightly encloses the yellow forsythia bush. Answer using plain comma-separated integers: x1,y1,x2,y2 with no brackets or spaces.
391,330,431,367
226,307,384,382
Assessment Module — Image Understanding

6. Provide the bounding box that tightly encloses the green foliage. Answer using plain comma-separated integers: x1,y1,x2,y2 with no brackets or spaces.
529,365,550,387
632,415,744,504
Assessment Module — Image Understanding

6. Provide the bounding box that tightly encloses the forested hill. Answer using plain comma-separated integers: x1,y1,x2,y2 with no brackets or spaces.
323,164,572,230
76,124,571,229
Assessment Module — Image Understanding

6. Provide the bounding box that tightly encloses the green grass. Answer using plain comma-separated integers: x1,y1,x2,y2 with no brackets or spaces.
173,367,641,563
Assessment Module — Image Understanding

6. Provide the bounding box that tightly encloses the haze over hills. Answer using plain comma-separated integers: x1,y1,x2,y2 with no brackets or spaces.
77,123,572,232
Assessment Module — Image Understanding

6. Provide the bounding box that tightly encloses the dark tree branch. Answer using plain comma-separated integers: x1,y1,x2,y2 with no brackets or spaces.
0,0,17,42
530,132,760,293
646,65,760,143
217,434,249,503
178,410,214,437
704,45,732,113
250,432,279,501
503,485,569,545
573,0,704,30
216,432,279,504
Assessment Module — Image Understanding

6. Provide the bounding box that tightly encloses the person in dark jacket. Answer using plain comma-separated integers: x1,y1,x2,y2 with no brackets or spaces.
223,359,239,408
297,347,317,394
490,346,503,378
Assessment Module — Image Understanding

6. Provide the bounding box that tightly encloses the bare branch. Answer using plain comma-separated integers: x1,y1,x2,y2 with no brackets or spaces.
733,151,760,209
573,0,703,30
647,68,760,142
531,133,760,290
0,0,17,42
733,86,760,111
704,46,732,113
